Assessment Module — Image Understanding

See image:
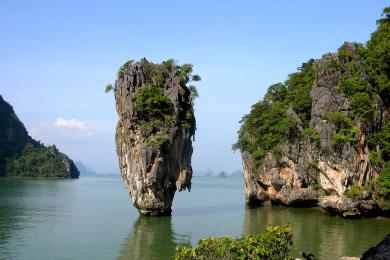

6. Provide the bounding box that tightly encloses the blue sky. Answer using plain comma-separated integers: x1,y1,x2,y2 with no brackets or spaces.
0,0,388,173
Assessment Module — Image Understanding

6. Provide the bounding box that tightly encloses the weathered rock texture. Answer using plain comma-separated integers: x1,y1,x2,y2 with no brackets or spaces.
114,58,196,216
0,95,79,178
240,43,389,218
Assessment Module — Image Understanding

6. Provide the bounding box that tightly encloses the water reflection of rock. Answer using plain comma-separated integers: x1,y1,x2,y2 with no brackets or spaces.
118,216,191,260
243,205,390,259
243,205,324,256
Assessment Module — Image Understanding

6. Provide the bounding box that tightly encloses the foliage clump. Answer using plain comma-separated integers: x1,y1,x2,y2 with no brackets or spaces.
378,162,390,198
368,121,390,162
345,184,363,199
133,85,174,125
132,85,175,140
233,59,314,165
5,143,67,177
175,225,297,260
105,84,113,93
302,127,321,148
321,112,352,129
321,112,359,151
145,135,171,148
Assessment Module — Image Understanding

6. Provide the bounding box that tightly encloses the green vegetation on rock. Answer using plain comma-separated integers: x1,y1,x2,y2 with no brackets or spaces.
145,135,171,148
321,112,359,150
105,84,113,93
233,59,314,163
113,58,200,150
175,225,297,260
234,8,390,195
345,184,363,199
378,162,390,198
368,121,390,162
321,112,353,130
5,143,76,178
133,85,174,127
233,100,295,165
302,127,321,148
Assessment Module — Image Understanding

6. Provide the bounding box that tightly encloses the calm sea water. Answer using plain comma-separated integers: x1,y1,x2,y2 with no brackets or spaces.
0,176,389,260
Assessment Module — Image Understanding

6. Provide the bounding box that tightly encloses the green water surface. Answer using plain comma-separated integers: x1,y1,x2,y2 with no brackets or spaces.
0,177,388,259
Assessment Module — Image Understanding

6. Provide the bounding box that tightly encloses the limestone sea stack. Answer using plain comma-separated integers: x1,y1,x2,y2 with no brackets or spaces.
114,58,199,216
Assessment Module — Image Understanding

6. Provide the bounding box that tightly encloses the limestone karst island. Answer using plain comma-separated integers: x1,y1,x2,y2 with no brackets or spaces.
1,2,390,260
113,59,198,216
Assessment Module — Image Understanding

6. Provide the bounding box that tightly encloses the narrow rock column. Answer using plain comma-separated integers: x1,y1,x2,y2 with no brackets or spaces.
114,58,197,216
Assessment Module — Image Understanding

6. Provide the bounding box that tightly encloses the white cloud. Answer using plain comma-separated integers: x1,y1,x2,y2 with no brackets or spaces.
54,117,87,130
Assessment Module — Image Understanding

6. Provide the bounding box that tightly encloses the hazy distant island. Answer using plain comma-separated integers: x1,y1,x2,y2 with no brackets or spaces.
217,171,228,178
75,161,98,176
75,161,120,177
193,169,243,178
0,95,79,178
109,58,200,216
233,7,390,218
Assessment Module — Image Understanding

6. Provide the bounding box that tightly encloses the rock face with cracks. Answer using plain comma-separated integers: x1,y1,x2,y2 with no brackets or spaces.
235,13,390,219
114,58,197,216
240,47,389,218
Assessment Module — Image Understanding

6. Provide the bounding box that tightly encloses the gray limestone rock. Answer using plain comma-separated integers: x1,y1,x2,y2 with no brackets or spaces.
240,46,387,218
114,59,196,216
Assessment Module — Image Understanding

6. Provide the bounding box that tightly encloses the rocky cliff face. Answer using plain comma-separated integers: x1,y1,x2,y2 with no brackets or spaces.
114,58,197,216
237,9,390,218
241,48,388,218
0,95,79,178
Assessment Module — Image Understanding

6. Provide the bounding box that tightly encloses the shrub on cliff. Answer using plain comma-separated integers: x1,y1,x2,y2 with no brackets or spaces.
345,184,363,199
378,162,390,198
232,59,314,163
233,101,295,164
133,85,174,124
369,121,390,161
175,225,297,260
